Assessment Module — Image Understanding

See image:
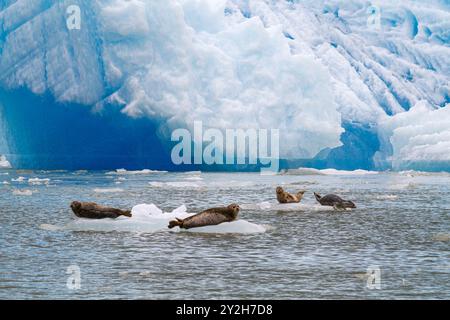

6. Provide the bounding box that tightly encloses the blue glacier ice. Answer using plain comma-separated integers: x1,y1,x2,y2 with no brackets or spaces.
0,0,449,171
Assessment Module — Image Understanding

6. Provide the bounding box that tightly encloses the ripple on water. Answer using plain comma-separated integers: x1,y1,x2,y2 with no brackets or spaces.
2,171,449,299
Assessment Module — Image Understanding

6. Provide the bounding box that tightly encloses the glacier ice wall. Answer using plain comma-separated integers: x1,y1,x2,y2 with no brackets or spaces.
0,0,449,170
377,101,450,171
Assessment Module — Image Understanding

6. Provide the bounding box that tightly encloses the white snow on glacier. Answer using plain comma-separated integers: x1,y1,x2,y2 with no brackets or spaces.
0,0,449,169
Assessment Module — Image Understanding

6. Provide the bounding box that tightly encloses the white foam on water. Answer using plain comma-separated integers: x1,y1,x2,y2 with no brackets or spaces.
106,169,168,175
93,188,125,193
11,177,26,182
58,204,265,234
2,181,9,185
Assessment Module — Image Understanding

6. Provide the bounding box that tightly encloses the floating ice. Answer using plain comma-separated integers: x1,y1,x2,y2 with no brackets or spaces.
28,178,50,185
39,224,63,232
242,201,336,212
378,101,450,170
12,189,33,196
0,1,449,170
375,195,399,200
106,169,168,175
398,170,450,177
148,179,259,190
0,155,11,169
281,168,379,176
59,204,265,234
148,181,203,189
432,234,450,242
184,176,203,181
93,188,124,193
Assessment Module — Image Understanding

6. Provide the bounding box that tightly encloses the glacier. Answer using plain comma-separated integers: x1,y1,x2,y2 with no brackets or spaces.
0,0,449,171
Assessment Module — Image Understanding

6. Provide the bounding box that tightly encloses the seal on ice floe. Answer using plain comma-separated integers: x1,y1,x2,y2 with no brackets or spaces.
168,204,240,230
314,193,356,210
276,187,306,204
70,201,132,219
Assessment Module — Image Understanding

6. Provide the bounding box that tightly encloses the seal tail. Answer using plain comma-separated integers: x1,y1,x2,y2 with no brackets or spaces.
168,218,184,229
121,210,132,218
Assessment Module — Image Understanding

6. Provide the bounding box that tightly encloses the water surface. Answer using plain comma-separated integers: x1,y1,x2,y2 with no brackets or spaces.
0,169,449,299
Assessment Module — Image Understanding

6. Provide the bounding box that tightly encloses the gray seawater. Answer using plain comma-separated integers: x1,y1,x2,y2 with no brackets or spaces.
0,169,449,300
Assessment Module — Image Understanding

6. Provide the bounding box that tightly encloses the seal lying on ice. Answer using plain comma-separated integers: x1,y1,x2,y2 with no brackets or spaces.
168,204,240,230
276,187,306,204
314,193,356,210
70,201,132,219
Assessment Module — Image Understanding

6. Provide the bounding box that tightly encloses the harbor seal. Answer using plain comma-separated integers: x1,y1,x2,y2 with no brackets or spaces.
276,187,306,204
70,201,132,219
168,204,240,230
314,193,356,210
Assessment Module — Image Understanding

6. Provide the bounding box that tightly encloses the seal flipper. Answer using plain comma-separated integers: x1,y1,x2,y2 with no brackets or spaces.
168,218,184,229
333,203,346,211
121,210,132,218
296,191,306,200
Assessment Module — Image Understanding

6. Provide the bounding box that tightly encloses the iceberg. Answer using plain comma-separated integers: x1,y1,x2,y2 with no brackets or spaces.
377,101,450,171
0,155,11,168
0,0,449,171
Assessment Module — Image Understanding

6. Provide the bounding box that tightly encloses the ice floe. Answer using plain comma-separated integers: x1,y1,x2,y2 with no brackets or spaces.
0,155,11,169
281,168,379,176
106,169,168,175
46,204,265,234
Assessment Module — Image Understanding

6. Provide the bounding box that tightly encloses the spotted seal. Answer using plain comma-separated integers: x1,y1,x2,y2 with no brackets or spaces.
276,187,306,204
70,201,132,219
314,193,356,210
168,204,240,229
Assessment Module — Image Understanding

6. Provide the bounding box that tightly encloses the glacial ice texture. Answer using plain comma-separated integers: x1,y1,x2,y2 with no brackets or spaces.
0,0,449,170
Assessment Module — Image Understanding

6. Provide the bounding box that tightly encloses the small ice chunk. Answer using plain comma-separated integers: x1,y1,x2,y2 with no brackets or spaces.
28,178,50,185
93,188,124,193
13,189,33,196
0,155,11,169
